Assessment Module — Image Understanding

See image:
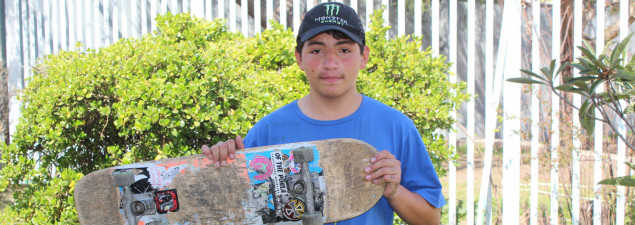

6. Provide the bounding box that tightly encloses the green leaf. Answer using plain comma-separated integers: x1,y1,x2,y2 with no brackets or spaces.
623,102,635,114
614,71,635,81
544,60,557,82
506,78,547,85
610,33,633,68
564,76,597,85
555,84,585,95
577,46,601,67
579,99,595,133
599,175,635,187
520,69,547,81
555,61,568,78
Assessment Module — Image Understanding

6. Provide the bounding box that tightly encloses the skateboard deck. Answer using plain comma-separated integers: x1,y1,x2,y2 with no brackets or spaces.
75,138,384,224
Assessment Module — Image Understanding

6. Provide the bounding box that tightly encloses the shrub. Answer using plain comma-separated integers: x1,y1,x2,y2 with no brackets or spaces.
0,10,467,223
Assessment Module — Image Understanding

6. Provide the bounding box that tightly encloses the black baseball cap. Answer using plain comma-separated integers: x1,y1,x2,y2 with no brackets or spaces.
297,2,365,46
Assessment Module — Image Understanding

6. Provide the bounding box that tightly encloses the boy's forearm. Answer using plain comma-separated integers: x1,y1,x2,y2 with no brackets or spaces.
386,185,441,225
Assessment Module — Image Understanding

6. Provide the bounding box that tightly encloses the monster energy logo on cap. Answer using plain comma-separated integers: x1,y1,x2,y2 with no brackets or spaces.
324,4,340,16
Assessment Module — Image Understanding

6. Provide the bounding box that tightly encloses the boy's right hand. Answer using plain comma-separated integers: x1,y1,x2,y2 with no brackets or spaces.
201,135,245,167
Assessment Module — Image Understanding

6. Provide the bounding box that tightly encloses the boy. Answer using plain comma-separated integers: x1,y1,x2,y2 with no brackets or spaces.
202,2,445,224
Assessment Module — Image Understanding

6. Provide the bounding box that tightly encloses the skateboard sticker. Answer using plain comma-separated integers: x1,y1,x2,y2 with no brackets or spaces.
282,198,305,221
113,166,184,224
148,165,186,190
154,189,180,214
248,155,274,181
244,147,325,223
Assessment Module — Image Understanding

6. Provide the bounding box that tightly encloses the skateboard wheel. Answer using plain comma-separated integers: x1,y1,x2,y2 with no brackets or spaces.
113,170,135,187
293,147,314,163
301,212,323,225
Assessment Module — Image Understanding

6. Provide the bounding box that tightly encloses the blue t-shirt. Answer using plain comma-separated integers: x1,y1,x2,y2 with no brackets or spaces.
243,95,446,224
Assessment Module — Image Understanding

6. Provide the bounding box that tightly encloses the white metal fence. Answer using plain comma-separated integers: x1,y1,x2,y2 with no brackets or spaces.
2,0,634,224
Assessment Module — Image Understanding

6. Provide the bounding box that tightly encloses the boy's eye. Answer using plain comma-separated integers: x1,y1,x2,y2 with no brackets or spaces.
341,48,351,53
310,49,322,54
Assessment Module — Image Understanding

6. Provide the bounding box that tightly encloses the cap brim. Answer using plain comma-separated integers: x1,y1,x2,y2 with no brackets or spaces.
299,25,364,45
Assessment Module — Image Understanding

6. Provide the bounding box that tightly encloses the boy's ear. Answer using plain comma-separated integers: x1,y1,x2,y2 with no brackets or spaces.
360,45,370,69
295,50,304,70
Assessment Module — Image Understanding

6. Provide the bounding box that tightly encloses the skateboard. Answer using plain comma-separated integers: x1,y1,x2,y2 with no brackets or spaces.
74,138,384,224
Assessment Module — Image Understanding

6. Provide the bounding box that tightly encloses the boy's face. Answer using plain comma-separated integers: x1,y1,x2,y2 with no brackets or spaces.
295,32,370,99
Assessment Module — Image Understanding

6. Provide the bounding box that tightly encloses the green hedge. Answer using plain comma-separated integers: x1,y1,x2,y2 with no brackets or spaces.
0,9,467,224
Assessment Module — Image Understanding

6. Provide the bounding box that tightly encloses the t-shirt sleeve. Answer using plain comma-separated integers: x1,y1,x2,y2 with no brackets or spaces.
400,127,447,208
243,124,260,148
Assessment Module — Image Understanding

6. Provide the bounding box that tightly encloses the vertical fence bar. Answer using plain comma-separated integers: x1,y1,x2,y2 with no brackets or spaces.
477,0,505,224
219,0,225,20
593,0,604,223
466,0,475,224
502,1,522,223
241,0,248,36
18,0,26,85
151,0,158,32
616,0,629,223
205,0,212,21
381,0,387,37
112,0,119,41
484,0,493,222
26,0,34,79
350,0,357,14
21,0,31,86
571,0,583,224
122,0,130,39
51,0,59,52
43,0,51,55
448,0,457,224
141,0,148,35
414,0,421,41
35,0,44,58
6,0,21,138
79,0,86,48
397,0,404,36
255,0,261,34
67,0,76,49
550,0,561,224
616,115,626,225
230,0,236,31
191,0,203,18
60,0,67,50
104,0,112,46
530,0,540,224
95,0,104,48
131,0,140,39
430,0,437,54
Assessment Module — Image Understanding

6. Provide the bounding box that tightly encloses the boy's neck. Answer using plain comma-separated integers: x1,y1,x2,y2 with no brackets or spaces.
297,91,363,121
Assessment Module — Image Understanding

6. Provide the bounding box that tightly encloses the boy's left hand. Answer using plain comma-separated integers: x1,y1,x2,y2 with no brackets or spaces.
364,150,401,198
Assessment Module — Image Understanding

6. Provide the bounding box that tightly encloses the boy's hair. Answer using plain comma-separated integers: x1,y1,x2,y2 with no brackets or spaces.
295,30,366,55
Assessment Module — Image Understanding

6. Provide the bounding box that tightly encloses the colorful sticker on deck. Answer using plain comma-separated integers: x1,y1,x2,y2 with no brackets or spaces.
244,147,325,223
154,189,179,214
283,199,306,220
113,165,184,224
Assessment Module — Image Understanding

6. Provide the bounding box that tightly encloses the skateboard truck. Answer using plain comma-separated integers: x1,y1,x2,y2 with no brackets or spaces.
293,147,324,225
113,170,157,225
